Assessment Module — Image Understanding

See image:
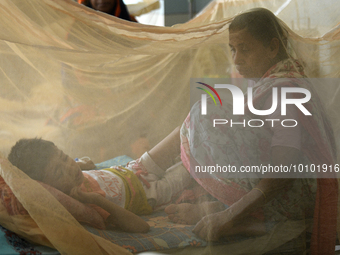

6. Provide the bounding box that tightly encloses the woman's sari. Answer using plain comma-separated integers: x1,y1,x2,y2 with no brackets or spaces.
180,59,337,254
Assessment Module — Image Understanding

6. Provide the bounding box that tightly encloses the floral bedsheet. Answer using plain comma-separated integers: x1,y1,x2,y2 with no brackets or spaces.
85,210,251,253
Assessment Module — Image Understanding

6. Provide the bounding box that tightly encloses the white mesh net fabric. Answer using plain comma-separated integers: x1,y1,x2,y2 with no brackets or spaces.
0,0,340,254
0,0,231,162
1,0,339,161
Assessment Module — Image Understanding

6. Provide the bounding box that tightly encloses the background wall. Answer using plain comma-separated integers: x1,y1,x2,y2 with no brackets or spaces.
164,0,212,26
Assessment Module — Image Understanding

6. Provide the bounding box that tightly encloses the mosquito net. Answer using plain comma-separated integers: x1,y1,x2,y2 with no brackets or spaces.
0,0,339,254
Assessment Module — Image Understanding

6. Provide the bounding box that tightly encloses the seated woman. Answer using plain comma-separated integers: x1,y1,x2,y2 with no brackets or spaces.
126,8,337,253
78,0,137,22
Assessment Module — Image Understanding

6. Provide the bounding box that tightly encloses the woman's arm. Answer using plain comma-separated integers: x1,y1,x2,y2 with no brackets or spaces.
70,188,150,233
225,146,298,220
193,146,299,241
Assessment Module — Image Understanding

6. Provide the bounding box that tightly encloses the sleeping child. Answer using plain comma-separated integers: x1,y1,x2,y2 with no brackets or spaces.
7,137,193,233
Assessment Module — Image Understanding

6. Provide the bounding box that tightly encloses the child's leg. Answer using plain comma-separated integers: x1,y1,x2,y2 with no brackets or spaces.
144,162,193,208
148,126,181,171
126,126,180,175
126,151,192,209
126,126,187,208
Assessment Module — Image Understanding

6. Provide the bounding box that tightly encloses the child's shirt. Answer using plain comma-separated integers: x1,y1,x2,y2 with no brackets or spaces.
81,169,126,208
80,168,152,220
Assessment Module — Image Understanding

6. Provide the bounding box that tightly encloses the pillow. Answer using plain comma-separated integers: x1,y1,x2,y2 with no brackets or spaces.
0,202,54,248
0,177,106,230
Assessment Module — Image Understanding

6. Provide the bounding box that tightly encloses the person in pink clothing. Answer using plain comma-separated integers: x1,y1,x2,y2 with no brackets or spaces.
132,7,335,253
162,8,336,254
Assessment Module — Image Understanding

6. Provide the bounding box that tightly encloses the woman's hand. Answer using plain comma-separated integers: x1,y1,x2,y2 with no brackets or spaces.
193,209,232,241
193,208,267,241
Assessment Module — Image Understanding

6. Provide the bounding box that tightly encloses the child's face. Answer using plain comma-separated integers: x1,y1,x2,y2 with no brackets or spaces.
42,146,84,194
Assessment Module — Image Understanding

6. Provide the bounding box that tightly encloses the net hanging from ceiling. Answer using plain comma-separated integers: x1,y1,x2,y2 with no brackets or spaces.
0,0,340,254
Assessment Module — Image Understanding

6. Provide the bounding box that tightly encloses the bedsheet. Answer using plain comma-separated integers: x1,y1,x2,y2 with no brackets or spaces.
85,210,246,253
0,211,308,255
95,155,134,169
0,211,250,255
0,210,241,255
85,212,310,254
0,225,59,255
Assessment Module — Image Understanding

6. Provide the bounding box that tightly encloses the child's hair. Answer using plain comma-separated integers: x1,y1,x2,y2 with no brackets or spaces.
8,138,56,181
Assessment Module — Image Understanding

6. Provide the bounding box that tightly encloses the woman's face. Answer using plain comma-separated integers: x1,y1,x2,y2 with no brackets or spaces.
229,28,277,79
90,0,116,14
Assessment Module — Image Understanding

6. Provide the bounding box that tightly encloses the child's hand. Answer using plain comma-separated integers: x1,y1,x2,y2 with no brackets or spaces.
70,187,100,204
76,157,96,170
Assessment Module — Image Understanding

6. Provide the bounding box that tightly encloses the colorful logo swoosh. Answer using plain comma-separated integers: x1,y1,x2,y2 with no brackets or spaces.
196,82,222,106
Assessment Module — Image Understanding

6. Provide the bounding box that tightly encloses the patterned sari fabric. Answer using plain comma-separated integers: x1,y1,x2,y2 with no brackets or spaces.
180,58,337,253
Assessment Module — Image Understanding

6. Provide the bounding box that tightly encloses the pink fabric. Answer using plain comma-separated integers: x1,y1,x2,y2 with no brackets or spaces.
263,96,302,150
260,61,338,254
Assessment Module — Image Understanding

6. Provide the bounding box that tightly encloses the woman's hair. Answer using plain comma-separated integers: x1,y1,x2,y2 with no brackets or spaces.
79,0,133,21
229,8,288,59
82,0,99,9
8,138,56,181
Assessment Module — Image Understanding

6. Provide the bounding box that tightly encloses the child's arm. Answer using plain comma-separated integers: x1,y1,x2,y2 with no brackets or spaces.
70,187,150,233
